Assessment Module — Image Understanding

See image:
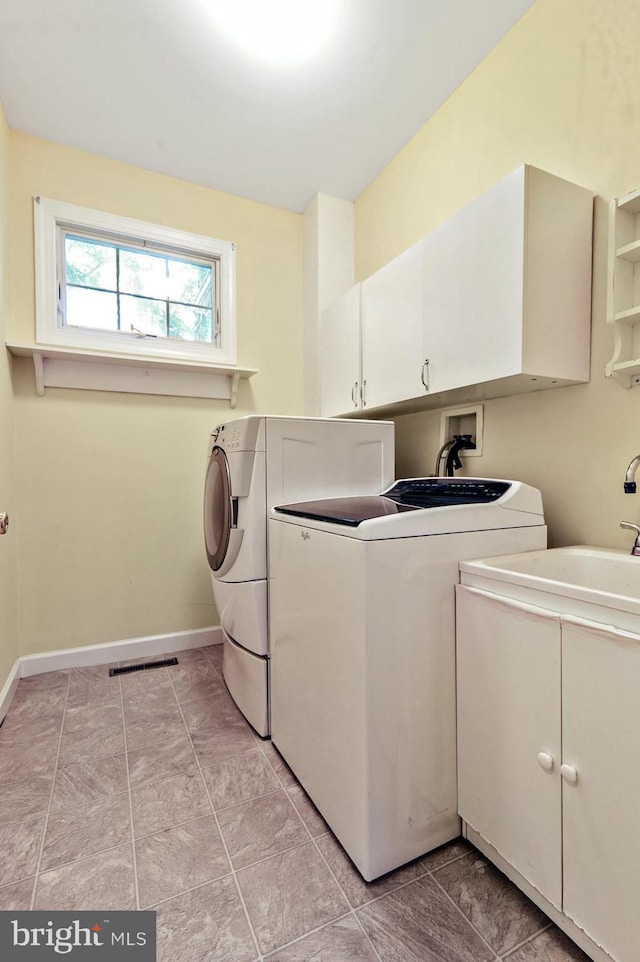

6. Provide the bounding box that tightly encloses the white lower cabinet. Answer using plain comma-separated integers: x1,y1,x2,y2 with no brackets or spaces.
457,584,640,962
456,586,562,907
562,619,640,962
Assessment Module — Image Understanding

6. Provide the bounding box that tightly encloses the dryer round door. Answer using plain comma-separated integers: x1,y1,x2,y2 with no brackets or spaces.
204,446,233,573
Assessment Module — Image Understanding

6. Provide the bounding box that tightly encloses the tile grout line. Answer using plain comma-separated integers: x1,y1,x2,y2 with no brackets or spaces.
209,782,290,815
259,743,385,962
165,664,265,962
497,921,553,960
29,670,72,910
119,672,142,912
428,869,502,962
260,910,358,959
145,870,239,910
209,834,314,875
133,808,231,845
26,838,147,879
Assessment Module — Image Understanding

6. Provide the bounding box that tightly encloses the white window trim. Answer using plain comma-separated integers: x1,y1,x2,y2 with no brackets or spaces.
34,196,237,367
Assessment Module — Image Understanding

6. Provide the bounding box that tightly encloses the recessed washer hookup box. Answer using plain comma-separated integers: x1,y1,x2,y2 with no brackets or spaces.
0,911,156,960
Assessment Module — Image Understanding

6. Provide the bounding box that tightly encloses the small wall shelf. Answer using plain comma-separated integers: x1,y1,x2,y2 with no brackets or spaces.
606,187,640,386
6,343,257,406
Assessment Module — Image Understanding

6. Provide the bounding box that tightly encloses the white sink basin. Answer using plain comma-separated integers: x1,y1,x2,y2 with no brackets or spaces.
460,546,640,633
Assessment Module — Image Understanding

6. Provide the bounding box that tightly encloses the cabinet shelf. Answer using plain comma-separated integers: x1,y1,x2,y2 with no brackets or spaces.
618,188,640,213
612,305,640,324
6,343,257,404
606,186,640,386
616,239,640,262
606,358,640,388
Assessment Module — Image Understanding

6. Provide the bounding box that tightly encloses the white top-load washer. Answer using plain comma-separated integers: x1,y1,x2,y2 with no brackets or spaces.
203,416,394,736
268,477,547,880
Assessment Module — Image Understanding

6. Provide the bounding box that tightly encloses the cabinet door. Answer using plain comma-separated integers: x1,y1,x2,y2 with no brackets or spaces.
422,168,525,394
562,618,640,962
361,241,424,409
319,285,361,417
456,585,562,907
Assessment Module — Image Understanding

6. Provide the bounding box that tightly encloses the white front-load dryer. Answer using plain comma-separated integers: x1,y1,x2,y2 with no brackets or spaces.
204,416,395,737
204,426,268,655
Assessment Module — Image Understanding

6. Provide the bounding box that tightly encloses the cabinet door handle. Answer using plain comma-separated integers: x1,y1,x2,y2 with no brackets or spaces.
537,752,555,771
361,380,367,407
351,382,359,407
560,764,578,784
421,358,430,391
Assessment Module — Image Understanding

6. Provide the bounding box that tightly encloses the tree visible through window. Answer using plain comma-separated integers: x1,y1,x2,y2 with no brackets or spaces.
63,233,217,344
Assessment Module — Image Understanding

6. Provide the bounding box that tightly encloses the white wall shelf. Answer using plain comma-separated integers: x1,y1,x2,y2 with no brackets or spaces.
606,187,640,386
6,343,257,405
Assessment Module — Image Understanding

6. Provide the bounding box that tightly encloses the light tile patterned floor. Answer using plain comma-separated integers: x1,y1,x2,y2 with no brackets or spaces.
0,645,591,962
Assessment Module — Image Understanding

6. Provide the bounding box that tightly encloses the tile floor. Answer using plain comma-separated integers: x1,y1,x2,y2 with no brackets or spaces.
0,645,591,962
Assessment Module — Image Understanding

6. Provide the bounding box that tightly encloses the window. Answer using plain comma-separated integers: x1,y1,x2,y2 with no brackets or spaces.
34,197,236,366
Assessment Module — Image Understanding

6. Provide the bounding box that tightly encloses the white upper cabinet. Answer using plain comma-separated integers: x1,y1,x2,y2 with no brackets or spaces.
423,165,592,399
319,164,593,417
319,284,362,417
422,169,526,394
361,241,424,409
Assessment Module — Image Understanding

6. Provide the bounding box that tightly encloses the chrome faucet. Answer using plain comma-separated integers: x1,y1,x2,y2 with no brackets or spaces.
620,521,640,556
624,454,640,493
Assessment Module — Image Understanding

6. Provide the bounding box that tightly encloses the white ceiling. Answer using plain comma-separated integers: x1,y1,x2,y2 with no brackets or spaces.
0,0,537,212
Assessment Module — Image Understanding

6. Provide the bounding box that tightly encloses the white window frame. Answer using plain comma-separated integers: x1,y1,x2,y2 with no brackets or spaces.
34,197,237,366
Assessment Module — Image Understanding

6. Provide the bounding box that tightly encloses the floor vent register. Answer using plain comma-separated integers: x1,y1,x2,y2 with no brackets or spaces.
109,657,179,677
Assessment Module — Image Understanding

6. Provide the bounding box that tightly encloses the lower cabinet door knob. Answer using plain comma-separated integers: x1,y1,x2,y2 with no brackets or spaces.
537,752,554,771
560,764,578,784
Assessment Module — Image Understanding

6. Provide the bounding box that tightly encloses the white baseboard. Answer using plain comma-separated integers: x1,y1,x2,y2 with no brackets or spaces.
18,625,222,678
0,660,21,723
1,626,222,721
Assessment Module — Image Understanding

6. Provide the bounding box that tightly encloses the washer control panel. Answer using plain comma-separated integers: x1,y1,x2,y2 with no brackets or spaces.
385,478,511,508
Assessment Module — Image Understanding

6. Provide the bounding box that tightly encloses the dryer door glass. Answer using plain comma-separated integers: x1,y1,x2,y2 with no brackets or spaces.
204,446,232,571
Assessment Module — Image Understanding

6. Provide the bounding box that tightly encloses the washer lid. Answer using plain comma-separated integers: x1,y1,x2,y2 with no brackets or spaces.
274,495,416,527
274,478,512,527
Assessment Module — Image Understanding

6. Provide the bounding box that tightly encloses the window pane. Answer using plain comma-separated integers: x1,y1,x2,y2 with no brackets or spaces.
66,286,118,330
120,294,167,337
65,236,116,290
119,248,168,299
169,303,214,342
168,260,213,308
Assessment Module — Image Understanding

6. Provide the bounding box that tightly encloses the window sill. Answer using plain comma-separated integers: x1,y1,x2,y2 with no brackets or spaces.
6,343,257,406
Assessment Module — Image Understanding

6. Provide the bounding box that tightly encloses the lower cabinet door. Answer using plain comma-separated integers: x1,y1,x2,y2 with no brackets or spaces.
456,585,562,907
562,618,640,962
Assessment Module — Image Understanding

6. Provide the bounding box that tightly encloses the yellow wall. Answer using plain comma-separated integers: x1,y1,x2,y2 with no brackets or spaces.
5,0,640,671
0,104,17,684
355,0,640,550
9,134,303,657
